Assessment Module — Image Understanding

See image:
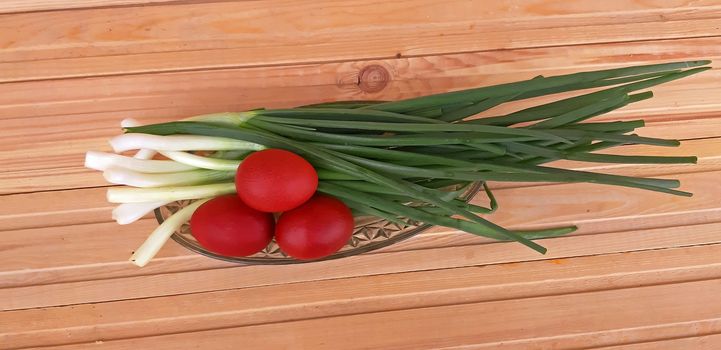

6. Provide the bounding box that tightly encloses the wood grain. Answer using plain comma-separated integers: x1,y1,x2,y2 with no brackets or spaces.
1,38,719,194
2,165,719,292
28,276,721,349
2,136,717,231
33,0,720,24
2,1,721,82
5,218,721,309
5,37,719,119
4,243,721,349
2,1,721,348
0,0,180,14
596,333,721,350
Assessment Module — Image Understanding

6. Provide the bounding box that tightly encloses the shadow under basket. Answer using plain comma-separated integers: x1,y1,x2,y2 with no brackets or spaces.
155,182,482,265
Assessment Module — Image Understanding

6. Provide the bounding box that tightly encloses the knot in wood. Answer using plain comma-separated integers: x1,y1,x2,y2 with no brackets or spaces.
357,65,389,93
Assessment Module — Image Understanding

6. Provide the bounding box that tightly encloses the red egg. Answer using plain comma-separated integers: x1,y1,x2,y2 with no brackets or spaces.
235,149,318,212
190,194,274,256
275,194,354,260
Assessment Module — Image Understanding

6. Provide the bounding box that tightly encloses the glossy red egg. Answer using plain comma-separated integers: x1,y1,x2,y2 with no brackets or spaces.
275,194,354,260
235,149,318,212
190,194,274,256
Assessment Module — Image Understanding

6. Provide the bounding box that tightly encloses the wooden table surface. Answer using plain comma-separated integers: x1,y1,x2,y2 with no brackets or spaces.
2,1,721,349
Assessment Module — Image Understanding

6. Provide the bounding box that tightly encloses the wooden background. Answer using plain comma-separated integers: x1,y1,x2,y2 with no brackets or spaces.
1,0,721,349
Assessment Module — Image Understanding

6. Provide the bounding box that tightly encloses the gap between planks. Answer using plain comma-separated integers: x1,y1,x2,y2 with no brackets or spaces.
434,320,721,350
2,35,720,85
3,243,721,349
1,167,719,293
0,0,186,15
3,34,721,84
3,164,720,256
3,36,719,119
591,332,721,350
7,245,721,349
2,1,721,82
3,219,721,311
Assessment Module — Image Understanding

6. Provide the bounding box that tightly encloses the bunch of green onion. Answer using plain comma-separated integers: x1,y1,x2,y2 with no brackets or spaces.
85,60,709,266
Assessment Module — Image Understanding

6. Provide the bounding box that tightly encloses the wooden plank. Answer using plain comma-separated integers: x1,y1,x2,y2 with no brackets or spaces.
3,243,721,349
2,136,717,231
439,320,721,349
1,1,720,82
2,168,719,290
595,333,721,349
1,40,719,194
4,218,721,311
0,186,112,232
0,130,707,195
4,37,719,120
0,70,715,138
0,0,180,14
0,2,718,349
2,124,718,195
481,169,720,232
489,137,721,189
28,275,721,349
0,163,719,267
3,116,719,195
640,115,721,140
2,69,718,129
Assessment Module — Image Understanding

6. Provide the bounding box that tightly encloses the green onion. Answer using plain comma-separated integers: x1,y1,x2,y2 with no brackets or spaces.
85,151,196,173
251,116,571,143
110,134,265,152
249,107,447,124
85,60,708,264
106,183,236,203
130,198,210,267
103,168,235,188
319,182,575,242
364,61,709,113
120,118,158,160
160,151,241,171
112,201,170,225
